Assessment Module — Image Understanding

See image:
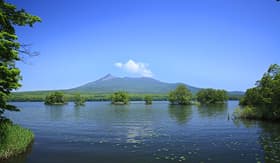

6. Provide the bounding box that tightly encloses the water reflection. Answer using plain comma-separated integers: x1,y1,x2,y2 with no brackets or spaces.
168,105,192,124
73,106,81,120
258,122,280,162
233,119,257,128
234,119,280,162
45,105,65,120
126,121,155,144
197,103,228,118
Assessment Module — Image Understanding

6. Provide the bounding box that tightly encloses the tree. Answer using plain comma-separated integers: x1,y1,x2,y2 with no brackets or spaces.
45,92,66,105
196,88,228,104
0,0,41,118
239,64,280,120
144,95,152,105
168,84,192,105
74,94,85,106
111,91,129,104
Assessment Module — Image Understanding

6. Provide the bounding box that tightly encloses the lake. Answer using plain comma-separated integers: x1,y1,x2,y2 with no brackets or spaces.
3,101,280,163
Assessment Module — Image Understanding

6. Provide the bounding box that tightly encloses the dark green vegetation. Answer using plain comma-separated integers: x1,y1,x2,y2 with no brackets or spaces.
0,0,40,160
74,94,85,106
236,64,280,121
0,0,41,118
196,88,228,104
111,91,129,105
0,120,34,160
168,85,192,105
144,95,152,105
10,91,168,102
44,92,66,105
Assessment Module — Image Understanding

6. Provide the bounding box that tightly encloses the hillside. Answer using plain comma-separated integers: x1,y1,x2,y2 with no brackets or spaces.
67,74,200,94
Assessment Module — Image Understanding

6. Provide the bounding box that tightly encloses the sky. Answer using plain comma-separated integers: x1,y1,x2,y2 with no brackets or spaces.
9,0,280,91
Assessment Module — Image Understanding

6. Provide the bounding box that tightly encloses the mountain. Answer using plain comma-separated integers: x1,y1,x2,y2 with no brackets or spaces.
67,74,200,94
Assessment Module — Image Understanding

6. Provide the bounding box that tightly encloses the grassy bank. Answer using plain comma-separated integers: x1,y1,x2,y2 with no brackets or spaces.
0,120,34,160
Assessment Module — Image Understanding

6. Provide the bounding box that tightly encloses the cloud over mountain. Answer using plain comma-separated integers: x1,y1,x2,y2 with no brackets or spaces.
114,59,153,77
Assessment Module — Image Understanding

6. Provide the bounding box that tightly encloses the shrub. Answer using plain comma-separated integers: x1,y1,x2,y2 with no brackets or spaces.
111,91,129,104
144,95,152,105
196,88,228,104
74,94,85,106
44,92,66,105
168,85,192,105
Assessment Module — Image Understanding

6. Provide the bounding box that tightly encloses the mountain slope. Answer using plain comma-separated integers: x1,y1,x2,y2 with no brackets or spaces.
67,74,200,94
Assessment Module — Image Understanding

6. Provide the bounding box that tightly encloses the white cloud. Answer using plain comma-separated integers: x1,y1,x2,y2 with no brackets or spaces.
114,59,153,77
114,62,123,68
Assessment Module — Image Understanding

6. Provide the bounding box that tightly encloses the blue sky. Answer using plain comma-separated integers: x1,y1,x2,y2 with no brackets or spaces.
10,0,280,91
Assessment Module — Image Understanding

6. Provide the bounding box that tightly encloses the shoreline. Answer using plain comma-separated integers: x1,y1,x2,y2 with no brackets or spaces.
0,122,34,160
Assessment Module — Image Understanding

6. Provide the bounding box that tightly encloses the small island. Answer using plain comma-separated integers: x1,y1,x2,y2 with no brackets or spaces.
74,94,86,106
196,88,228,104
44,92,67,105
111,91,129,105
168,84,192,105
144,95,153,105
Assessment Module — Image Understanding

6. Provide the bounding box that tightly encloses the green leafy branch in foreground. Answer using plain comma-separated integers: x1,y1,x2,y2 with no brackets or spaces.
0,0,41,118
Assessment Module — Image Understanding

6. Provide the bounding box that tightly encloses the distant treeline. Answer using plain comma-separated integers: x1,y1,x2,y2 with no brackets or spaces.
9,92,242,102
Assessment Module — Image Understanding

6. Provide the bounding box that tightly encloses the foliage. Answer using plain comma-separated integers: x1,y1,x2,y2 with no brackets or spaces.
0,120,34,160
238,64,280,120
144,95,152,105
234,107,261,120
9,92,170,102
44,92,66,105
0,0,41,118
196,88,228,104
111,91,129,104
168,84,192,105
74,94,85,106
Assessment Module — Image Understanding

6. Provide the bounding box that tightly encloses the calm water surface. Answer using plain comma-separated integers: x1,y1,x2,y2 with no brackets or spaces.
3,101,280,163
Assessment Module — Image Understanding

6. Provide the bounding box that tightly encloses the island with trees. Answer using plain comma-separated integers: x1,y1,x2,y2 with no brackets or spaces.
196,89,228,104
144,95,153,105
44,92,67,105
74,94,86,106
168,84,192,105
111,91,129,105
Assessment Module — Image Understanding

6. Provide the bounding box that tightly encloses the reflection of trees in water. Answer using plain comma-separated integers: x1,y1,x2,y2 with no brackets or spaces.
111,104,130,119
234,119,280,162
233,119,257,128
258,122,280,162
74,106,81,119
168,105,192,124
197,103,228,118
45,105,64,120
